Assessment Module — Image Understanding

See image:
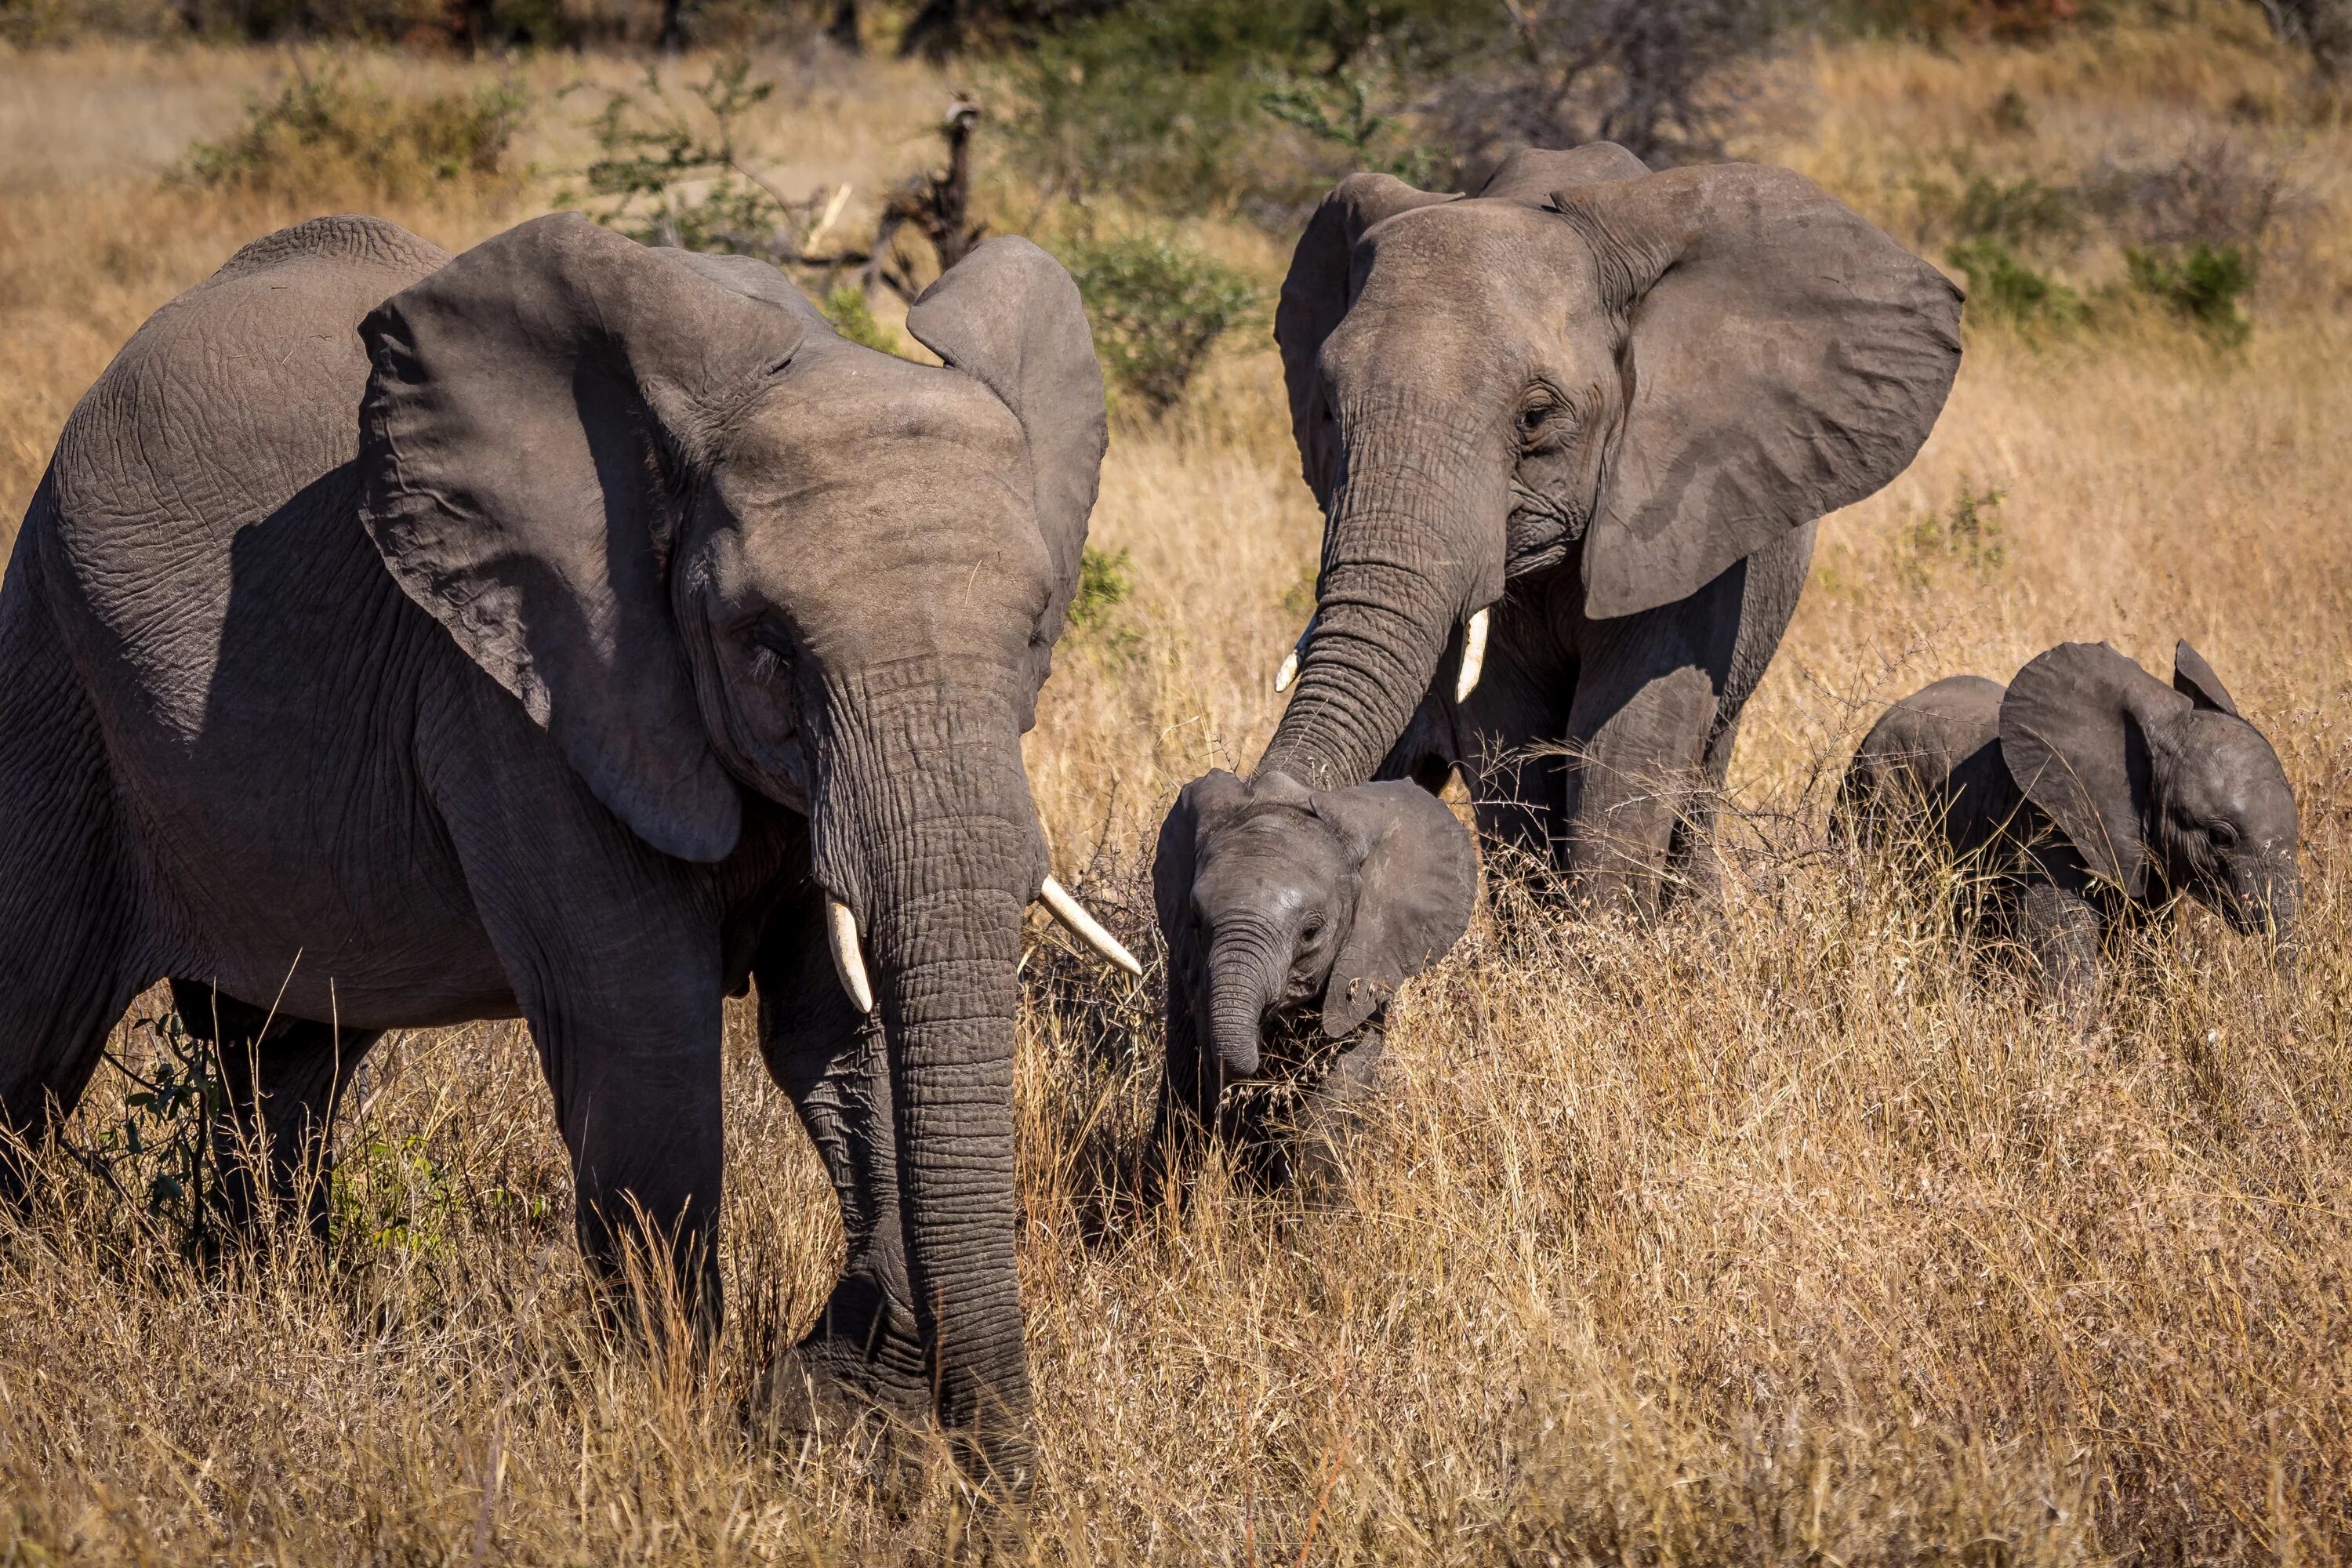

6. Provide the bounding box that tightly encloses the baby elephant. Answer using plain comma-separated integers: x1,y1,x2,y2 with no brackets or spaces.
1838,641,2297,1022
1152,769,1477,1185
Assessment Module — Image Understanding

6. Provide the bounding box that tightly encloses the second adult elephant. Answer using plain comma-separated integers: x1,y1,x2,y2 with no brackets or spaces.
1263,143,1964,913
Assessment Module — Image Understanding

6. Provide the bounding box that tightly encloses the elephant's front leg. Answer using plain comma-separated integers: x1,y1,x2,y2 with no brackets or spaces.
753,894,927,1418
2016,876,2104,1031
1558,662,1719,919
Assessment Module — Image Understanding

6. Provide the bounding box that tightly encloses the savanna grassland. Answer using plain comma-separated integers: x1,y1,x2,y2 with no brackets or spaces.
2,10,2350,1563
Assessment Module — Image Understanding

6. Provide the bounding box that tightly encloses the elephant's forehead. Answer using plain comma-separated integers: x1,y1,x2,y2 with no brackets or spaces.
1354,199,1598,310
1196,815,1346,900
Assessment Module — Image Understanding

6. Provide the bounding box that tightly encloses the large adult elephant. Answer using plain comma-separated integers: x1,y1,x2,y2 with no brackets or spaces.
0,212,1131,1481
1254,143,1963,912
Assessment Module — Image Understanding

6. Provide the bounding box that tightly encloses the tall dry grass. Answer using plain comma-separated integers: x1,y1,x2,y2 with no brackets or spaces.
1,17,2348,1563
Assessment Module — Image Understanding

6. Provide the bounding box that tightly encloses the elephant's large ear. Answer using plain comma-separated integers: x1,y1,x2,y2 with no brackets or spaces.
1277,173,1459,509
905,238,1109,699
1312,782,1478,1039
359,212,814,862
1152,770,1254,957
2172,639,2241,717
1553,164,1964,620
2000,642,2188,895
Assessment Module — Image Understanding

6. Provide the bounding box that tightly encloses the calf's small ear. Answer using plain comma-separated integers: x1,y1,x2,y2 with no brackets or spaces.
1312,782,1479,1039
2172,640,2241,717
1152,770,1254,956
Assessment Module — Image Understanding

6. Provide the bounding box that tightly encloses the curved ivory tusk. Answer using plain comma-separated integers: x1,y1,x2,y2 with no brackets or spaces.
826,896,874,1015
1039,876,1144,977
1273,619,1312,694
1455,606,1490,703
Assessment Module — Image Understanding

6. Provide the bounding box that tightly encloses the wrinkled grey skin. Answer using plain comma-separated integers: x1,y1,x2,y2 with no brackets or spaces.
1151,771,1475,1185
1837,641,2299,1025
1158,143,1963,1067
0,212,1109,1483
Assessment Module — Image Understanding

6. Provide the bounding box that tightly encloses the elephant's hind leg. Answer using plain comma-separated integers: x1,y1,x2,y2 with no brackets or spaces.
172,979,378,1240
0,544,152,1189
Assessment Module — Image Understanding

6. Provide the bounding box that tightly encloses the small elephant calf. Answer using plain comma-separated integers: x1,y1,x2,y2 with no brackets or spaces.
1152,769,1477,1185
1836,641,2298,1022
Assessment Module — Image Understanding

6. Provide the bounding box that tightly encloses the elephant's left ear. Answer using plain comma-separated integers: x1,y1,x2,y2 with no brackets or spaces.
906,239,1109,682
1555,164,1964,620
2172,639,2241,717
2001,642,2187,896
1312,782,1478,1039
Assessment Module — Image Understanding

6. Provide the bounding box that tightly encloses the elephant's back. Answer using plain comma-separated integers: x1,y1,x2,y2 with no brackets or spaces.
50,216,448,555
27,218,506,1014
1843,675,2007,842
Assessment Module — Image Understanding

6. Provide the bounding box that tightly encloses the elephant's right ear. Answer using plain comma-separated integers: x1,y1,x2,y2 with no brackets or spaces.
2172,639,2241,717
2001,642,2188,895
1555,163,1964,620
1276,173,1458,510
1312,782,1478,1040
1152,769,1253,947
905,238,1109,710
358,213,812,863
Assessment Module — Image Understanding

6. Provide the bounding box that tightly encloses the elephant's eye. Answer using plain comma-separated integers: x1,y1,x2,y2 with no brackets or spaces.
747,621,797,684
2209,820,2241,849
1517,392,1563,447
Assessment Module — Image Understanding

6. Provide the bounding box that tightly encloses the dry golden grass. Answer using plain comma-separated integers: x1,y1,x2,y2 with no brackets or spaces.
2,18,2349,1563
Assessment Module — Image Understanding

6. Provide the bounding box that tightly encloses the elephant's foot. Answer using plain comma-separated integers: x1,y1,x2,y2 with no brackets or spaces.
753,1269,929,1447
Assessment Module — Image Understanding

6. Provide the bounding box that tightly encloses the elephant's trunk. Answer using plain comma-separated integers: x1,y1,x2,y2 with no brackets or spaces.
1205,927,1287,1078
809,670,1046,1486
1258,402,1507,789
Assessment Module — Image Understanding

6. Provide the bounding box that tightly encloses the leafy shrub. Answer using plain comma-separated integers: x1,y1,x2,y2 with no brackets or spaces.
72,1010,230,1263
1896,483,2005,588
2251,0,2352,79
1062,234,1260,419
177,67,524,202
1066,544,1135,635
1423,0,1802,176
821,285,902,354
1945,238,2083,331
1921,172,2080,252
2080,136,2295,253
578,57,799,256
2126,242,2257,344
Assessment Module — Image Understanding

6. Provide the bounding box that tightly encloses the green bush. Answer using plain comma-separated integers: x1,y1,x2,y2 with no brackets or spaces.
821,285,902,355
1945,237,2083,332
1062,233,1260,419
1004,0,1480,212
177,67,524,202
2125,241,2257,345
1896,483,2005,589
1066,544,1135,636
1926,172,2079,251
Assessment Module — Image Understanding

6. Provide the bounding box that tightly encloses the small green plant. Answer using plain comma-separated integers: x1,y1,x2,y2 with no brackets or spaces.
578,56,800,257
1987,86,2033,134
329,1131,462,1257
1260,68,1438,187
1062,234,1260,420
82,1011,230,1262
1945,238,2083,332
1066,545,1135,637
2125,242,2256,345
1898,483,2006,589
178,66,524,202
821,285,901,355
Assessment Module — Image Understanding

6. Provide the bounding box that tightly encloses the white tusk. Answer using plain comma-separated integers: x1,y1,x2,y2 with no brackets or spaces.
1273,619,1312,694
1455,606,1490,703
826,896,874,1015
1039,876,1143,977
